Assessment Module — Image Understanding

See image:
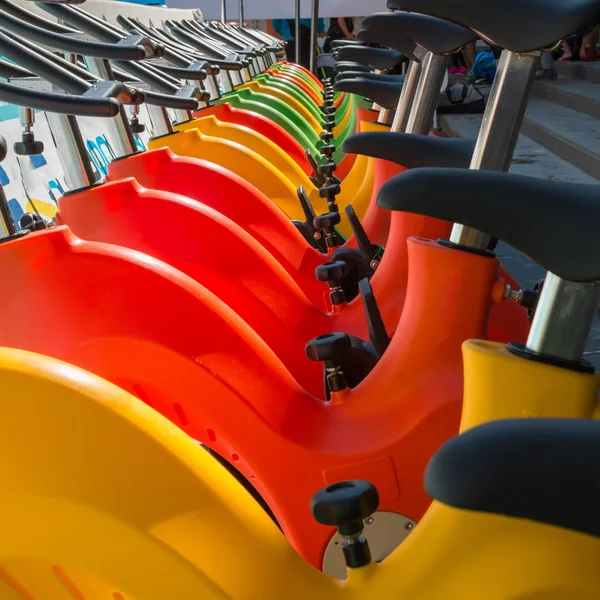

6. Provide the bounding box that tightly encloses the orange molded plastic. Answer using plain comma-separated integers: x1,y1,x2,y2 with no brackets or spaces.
194,103,312,176
0,227,503,570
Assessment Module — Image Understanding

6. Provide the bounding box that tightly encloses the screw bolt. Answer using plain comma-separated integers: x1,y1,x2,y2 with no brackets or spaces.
405,522,414,531
365,516,374,525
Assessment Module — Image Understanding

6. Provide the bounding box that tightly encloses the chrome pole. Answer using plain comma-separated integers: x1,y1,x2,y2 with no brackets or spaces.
238,0,244,26
295,0,301,65
221,0,227,23
404,52,447,135
309,0,319,73
450,50,540,249
391,60,422,133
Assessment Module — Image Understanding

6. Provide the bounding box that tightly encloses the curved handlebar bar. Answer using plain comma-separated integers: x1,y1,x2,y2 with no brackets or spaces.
0,0,78,34
0,79,120,117
144,86,201,110
0,7,152,60
0,27,91,94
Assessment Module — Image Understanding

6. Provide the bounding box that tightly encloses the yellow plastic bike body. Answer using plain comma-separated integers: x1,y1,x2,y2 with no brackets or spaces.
4,340,599,599
147,120,381,238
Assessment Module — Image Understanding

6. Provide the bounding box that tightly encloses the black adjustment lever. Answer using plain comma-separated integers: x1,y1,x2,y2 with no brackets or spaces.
291,187,327,252
311,480,379,569
305,149,325,187
305,332,351,394
359,278,390,356
346,205,384,271
321,131,334,143
313,212,341,249
315,260,348,306
20,212,49,232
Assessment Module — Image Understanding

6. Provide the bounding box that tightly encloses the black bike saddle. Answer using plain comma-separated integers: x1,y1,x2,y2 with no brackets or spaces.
333,78,402,109
336,45,404,70
335,72,406,84
343,133,475,169
386,0,600,52
355,29,418,62
333,61,371,73
363,12,478,54
426,419,600,539
378,167,600,282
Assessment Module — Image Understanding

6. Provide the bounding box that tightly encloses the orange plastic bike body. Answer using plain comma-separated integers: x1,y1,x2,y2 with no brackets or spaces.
0,227,506,570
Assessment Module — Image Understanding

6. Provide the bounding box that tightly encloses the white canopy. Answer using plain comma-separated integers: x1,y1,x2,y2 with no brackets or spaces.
166,0,387,21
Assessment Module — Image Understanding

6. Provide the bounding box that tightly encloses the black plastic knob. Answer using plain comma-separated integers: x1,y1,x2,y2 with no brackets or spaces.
318,161,337,175
311,480,379,535
315,260,348,283
314,213,341,232
19,212,48,232
322,106,336,115
0,135,7,163
320,131,334,142
129,117,146,134
305,332,351,363
319,145,336,156
14,133,43,156
319,183,342,199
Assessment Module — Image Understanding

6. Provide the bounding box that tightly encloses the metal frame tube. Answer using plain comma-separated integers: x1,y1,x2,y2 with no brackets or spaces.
221,0,227,23
83,56,137,157
378,107,395,125
146,104,173,137
391,60,422,133
404,52,447,135
45,112,97,190
309,0,319,73
526,273,600,363
450,50,540,249
295,0,301,66
238,0,244,26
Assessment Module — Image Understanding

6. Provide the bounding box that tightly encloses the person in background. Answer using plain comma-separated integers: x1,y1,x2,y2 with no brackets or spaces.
558,27,599,61
336,16,365,40
267,18,326,70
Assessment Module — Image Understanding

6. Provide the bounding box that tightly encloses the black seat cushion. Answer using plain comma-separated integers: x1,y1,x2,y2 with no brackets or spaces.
335,72,406,84
426,419,600,539
331,39,364,50
333,62,371,74
377,167,600,282
355,29,418,62
386,0,600,53
343,132,475,168
336,46,404,70
363,12,477,54
333,78,402,109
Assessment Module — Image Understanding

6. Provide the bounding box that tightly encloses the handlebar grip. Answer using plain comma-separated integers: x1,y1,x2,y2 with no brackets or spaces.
143,87,200,111
0,79,120,117
0,9,150,60
157,63,207,81
0,27,91,95
0,0,77,34
37,1,124,43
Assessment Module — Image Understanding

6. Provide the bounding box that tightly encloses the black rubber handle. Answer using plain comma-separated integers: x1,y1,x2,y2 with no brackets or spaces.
144,87,200,110
0,79,120,117
156,63,207,81
37,1,125,42
113,60,181,95
168,25,245,70
0,7,150,60
0,27,91,94
117,15,198,67
0,58,32,79
0,0,77,34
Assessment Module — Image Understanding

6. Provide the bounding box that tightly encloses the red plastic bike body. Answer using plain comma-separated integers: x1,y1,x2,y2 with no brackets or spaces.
0,226,508,570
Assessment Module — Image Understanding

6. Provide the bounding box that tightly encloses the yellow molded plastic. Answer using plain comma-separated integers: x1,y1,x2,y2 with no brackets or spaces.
147,116,384,239
175,115,312,190
3,346,600,599
459,340,600,431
